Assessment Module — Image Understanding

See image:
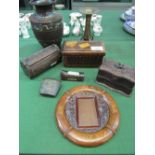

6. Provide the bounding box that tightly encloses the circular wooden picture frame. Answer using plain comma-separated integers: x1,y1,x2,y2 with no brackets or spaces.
56,85,120,147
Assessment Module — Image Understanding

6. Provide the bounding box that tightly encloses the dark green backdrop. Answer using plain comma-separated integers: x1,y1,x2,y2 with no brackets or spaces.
19,10,135,154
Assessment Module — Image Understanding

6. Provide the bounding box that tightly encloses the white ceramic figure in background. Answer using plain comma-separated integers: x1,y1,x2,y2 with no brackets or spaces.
19,17,25,27
92,14,103,37
91,14,98,25
96,15,102,25
93,24,103,36
70,16,77,27
63,22,70,36
91,14,103,27
19,16,30,39
23,16,31,29
21,26,30,39
72,19,81,36
69,12,82,27
19,13,31,39
24,13,33,29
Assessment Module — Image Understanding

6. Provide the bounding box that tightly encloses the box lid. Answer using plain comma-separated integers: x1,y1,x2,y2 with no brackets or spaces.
22,44,59,66
99,59,135,82
62,41,105,55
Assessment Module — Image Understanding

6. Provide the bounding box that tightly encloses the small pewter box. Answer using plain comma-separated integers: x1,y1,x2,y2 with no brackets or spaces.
40,78,61,97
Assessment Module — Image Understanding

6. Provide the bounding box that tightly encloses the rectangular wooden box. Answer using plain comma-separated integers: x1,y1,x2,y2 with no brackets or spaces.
96,59,135,95
21,44,60,78
62,41,105,67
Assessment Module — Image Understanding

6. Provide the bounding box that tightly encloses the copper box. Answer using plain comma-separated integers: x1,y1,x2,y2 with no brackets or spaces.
62,41,105,67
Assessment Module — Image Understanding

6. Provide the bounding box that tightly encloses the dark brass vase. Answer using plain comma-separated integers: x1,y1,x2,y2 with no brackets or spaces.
29,0,63,47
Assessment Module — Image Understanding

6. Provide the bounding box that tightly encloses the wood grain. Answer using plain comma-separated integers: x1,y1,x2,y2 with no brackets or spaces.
55,85,120,147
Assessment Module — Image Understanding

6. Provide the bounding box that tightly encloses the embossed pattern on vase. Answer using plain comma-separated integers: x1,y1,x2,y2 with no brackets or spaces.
29,2,63,47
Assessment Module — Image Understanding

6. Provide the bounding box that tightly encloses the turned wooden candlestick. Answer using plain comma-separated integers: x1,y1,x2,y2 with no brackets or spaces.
83,14,93,41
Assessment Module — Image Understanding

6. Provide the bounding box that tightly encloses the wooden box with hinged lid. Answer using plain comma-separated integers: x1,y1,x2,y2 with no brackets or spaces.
62,41,105,67
20,44,61,78
96,59,135,96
